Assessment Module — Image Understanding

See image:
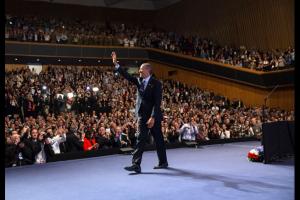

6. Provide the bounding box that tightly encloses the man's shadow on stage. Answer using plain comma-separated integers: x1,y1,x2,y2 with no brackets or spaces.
129,167,291,192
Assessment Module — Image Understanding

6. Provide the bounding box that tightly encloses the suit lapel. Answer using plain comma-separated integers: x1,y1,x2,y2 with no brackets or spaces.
144,76,153,93
138,78,144,95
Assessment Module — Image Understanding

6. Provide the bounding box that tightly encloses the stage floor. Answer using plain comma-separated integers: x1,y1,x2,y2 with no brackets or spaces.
5,141,294,200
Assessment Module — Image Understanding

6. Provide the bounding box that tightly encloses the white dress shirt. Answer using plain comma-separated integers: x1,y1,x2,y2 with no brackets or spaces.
47,133,66,154
35,143,47,164
142,75,151,89
179,123,198,141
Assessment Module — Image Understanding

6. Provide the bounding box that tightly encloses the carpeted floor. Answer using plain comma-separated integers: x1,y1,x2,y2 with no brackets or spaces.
5,141,294,200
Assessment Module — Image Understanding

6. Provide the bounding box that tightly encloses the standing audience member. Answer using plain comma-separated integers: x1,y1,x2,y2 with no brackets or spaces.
83,130,99,151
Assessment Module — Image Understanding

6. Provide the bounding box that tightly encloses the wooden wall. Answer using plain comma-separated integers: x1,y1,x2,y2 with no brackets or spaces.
5,0,154,25
150,61,294,111
5,64,27,72
155,0,294,50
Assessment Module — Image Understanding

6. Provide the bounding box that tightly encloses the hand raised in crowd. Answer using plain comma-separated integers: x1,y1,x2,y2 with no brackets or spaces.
111,51,117,65
21,126,29,135
93,143,99,149
58,127,65,135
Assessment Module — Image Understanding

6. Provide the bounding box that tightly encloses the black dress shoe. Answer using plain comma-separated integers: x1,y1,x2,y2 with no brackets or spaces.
153,163,168,169
124,165,141,173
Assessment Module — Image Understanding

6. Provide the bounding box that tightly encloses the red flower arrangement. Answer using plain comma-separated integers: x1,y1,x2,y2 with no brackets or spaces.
247,146,264,162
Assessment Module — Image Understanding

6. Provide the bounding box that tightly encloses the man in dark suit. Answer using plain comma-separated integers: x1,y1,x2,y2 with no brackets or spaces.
111,52,168,173
65,127,84,152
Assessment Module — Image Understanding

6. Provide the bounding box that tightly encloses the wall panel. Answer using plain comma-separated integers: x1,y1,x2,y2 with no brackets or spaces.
155,0,294,50
5,0,154,25
150,61,294,110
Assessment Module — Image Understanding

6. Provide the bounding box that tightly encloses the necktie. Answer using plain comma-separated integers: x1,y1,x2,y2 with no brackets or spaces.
139,80,146,93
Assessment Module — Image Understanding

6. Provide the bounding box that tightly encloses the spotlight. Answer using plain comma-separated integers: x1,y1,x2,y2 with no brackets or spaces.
67,92,74,98
14,58,18,61
92,87,99,92
78,59,82,62
58,59,61,62
97,60,101,63
36,58,40,62
9,21,12,25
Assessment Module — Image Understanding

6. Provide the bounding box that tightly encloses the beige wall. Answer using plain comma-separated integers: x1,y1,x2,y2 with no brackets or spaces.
5,64,27,72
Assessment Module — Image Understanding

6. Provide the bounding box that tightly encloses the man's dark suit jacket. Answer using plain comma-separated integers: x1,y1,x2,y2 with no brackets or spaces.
66,132,83,152
116,67,163,121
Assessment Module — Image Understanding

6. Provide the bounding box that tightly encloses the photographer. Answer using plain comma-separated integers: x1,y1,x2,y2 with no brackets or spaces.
178,117,199,142
35,131,55,164
53,93,66,115
25,95,36,118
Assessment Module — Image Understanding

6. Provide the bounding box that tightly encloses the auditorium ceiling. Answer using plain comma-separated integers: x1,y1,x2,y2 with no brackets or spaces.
25,0,182,10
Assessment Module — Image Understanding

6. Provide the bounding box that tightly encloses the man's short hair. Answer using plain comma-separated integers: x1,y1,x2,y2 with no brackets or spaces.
141,63,153,74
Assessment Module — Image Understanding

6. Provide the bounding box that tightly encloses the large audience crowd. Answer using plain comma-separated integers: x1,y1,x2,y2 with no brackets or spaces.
5,14,295,71
5,65,294,167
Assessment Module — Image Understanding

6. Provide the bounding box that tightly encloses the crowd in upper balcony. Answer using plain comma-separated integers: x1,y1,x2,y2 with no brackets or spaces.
5,14,295,71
